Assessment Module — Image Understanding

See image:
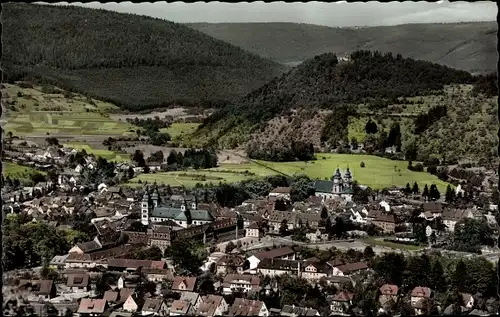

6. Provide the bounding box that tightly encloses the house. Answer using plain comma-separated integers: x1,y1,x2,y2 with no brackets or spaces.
257,258,300,277
272,305,320,317
331,262,369,277
228,298,269,316
423,202,443,218
373,213,398,233
329,291,354,315
142,267,174,282
268,187,292,202
196,295,229,317
123,294,140,312
66,273,90,292
305,229,328,243
216,254,246,275
142,298,169,316
107,258,166,272
222,274,260,295
170,299,193,316
442,208,474,232
246,222,262,239
179,292,202,313
462,293,474,309
247,247,296,270
300,261,332,280
172,276,197,292
379,284,399,306
18,279,57,300
410,287,432,307
77,299,108,317
314,168,354,202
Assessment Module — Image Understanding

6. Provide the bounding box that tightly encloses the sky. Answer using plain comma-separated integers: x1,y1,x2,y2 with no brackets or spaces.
49,1,497,27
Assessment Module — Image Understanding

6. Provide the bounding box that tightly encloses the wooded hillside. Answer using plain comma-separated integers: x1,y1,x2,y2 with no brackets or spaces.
2,3,287,111
202,50,475,127
187,22,497,75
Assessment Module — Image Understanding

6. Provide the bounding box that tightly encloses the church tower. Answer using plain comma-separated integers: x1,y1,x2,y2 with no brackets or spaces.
141,190,153,226
332,168,343,194
344,167,353,189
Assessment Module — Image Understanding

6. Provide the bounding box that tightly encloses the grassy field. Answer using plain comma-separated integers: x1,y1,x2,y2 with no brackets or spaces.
256,153,450,192
363,237,424,252
2,83,137,137
64,143,130,162
126,153,450,191
160,123,200,139
3,162,46,180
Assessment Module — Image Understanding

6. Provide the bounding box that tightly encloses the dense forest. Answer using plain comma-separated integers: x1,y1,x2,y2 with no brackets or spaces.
202,50,475,128
187,22,497,75
2,3,286,110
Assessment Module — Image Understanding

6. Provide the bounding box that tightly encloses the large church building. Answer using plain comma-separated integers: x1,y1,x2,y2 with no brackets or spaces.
141,187,214,227
313,168,354,202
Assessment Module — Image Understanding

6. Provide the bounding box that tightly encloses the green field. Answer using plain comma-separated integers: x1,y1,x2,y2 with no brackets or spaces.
161,123,200,139
126,153,450,191
363,237,423,252
64,143,130,162
4,162,46,180
256,153,450,192
2,84,137,137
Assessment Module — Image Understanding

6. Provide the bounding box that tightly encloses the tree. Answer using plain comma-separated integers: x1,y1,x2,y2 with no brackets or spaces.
164,239,205,274
365,119,378,134
422,184,429,200
429,260,446,293
412,182,420,194
130,246,163,261
279,220,288,236
429,184,440,201
452,260,468,293
225,241,236,254
132,150,146,167
127,166,135,179
405,183,412,195
373,253,406,286
363,246,375,260
445,185,455,203
351,137,358,150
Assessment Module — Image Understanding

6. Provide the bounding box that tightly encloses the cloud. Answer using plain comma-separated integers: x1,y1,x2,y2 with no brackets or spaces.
49,1,497,27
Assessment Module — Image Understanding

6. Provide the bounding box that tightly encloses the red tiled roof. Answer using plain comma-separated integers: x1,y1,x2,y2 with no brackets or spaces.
336,262,369,274
172,276,197,292
332,291,354,302
380,284,399,296
66,273,90,287
197,295,224,317
411,287,431,298
77,299,107,314
103,290,119,302
253,247,294,260
228,298,264,316
18,279,54,295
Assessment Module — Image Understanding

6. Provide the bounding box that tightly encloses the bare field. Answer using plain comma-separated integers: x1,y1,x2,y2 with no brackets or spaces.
110,108,189,121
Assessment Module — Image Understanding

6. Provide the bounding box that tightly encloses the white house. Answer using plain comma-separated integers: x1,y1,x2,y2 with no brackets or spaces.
268,187,292,202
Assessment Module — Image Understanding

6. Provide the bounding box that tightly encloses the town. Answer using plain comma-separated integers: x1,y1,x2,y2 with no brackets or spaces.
2,136,499,317
2,2,498,317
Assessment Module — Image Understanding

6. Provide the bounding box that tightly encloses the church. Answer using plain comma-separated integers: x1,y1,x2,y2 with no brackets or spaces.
141,187,214,227
313,167,354,202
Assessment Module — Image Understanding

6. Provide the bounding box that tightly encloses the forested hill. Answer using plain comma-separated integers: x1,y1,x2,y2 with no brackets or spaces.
2,4,287,111
202,50,476,127
186,22,497,75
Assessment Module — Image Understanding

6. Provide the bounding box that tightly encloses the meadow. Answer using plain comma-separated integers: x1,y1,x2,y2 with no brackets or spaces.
2,84,136,137
161,123,200,139
256,153,450,192
126,153,450,191
63,143,130,162
4,162,46,181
